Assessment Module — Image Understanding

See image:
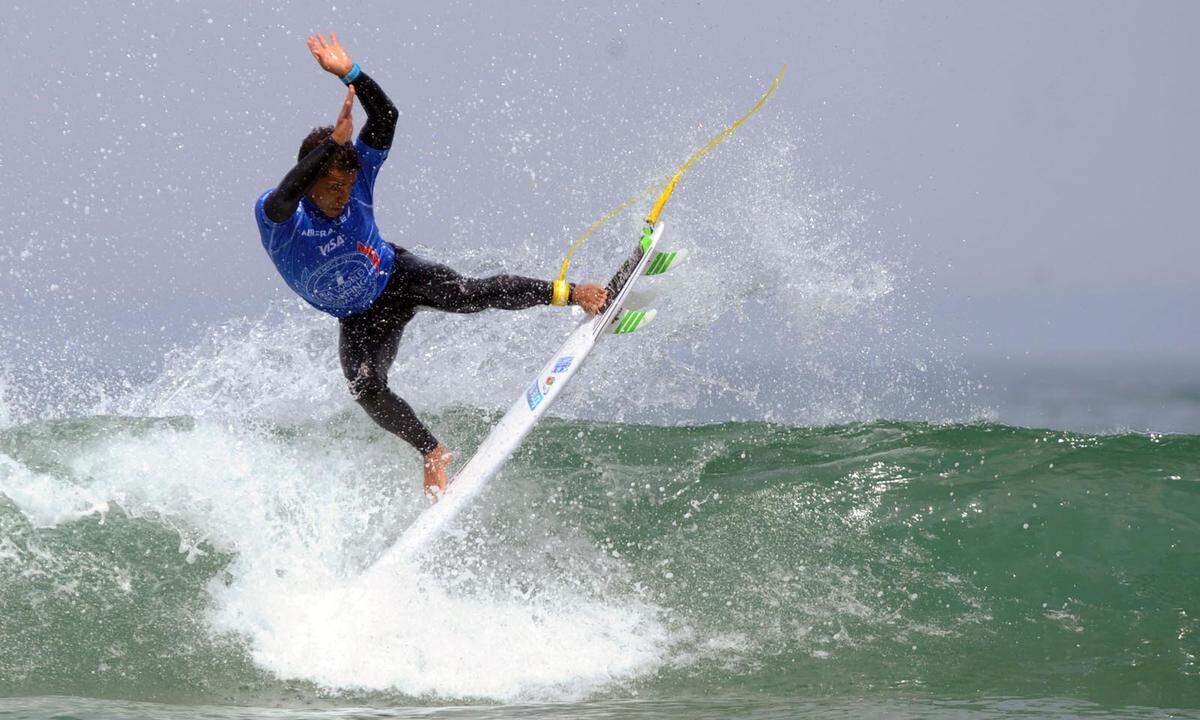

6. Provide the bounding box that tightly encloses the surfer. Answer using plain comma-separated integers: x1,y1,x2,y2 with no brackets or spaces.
254,33,608,497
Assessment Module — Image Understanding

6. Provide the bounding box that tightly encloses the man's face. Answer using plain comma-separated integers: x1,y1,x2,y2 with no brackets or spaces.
308,167,358,218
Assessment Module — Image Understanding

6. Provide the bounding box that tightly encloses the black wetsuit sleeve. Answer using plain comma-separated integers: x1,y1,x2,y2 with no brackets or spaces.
263,138,338,223
353,70,398,150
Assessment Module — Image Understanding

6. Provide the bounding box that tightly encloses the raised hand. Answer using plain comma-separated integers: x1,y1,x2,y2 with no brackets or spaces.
331,86,355,144
307,32,354,77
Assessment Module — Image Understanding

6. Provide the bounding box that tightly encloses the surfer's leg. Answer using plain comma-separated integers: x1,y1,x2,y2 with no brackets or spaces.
392,250,552,313
338,311,440,455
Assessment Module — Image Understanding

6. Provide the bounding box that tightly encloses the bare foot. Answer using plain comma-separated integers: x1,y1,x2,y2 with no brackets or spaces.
423,443,453,501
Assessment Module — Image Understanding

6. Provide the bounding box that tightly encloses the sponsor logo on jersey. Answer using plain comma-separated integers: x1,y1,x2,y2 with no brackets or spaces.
302,254,374,312
318,235,345,256
357,241,381,269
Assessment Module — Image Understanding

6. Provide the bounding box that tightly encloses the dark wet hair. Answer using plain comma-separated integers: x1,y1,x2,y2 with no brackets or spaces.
298,126,360,174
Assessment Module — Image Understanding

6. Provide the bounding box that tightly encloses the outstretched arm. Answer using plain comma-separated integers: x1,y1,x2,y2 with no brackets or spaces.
307,32,398,150
352,71,398,150
263,87,356,223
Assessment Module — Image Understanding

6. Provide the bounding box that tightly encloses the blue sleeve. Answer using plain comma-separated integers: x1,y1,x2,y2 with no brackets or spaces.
354,138,389,205
255,190,300,253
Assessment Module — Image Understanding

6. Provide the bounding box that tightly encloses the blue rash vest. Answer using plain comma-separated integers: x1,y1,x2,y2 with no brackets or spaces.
254,138,396,318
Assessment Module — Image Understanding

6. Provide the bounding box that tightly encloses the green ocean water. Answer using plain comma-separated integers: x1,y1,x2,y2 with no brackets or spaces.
0,414,1197,718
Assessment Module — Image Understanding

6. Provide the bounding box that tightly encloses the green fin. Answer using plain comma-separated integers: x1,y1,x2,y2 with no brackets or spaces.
644,248,688,276
613,308,657,335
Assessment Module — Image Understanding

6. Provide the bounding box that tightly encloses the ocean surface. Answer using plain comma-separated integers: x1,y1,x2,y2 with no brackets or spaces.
2,408,1198,718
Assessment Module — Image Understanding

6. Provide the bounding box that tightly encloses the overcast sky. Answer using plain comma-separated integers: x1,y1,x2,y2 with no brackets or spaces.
2,0,1197,381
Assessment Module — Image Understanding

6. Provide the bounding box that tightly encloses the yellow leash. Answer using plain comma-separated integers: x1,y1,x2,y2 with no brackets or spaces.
553,65,786,287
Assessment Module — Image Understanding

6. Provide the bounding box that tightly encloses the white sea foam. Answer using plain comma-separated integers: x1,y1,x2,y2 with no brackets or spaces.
9,420,671,700
0,453,109,528
215,558,667,700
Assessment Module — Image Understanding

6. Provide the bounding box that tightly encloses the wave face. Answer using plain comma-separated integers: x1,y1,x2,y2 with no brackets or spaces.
2,415,1197,709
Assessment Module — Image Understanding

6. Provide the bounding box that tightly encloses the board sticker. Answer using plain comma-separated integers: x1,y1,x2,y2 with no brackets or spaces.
526,383,544,410
553,356,573,373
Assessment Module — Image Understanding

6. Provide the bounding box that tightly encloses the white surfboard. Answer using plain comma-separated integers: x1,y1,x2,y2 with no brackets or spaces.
370,222,669,569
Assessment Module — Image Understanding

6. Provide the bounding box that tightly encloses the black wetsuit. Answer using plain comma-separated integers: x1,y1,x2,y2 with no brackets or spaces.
339,249,554,454
261,69,561,455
